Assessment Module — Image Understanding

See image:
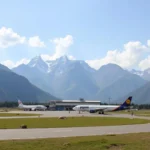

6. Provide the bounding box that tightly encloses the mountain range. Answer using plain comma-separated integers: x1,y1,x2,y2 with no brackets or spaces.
13,56,99,100
117,81,150,104
12,55,150,104
131,69,150,81
0,64,58,102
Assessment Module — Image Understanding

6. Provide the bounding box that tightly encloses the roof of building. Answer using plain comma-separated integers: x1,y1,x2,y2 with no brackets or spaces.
49,100,101,103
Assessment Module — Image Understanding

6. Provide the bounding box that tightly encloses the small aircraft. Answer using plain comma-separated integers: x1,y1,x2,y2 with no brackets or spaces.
73,96,132,114
18,100,47,111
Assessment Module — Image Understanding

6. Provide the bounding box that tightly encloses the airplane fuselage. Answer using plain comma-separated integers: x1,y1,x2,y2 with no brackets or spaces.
73,105,119,112
18,104,47,111
73,104,130,114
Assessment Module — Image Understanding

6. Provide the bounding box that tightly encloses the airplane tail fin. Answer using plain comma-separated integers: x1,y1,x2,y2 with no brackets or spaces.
18,99,23,106
121,96,132,107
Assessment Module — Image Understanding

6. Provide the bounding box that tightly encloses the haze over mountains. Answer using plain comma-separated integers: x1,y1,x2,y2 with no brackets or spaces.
0,64,58,102
12,55,150,104
131,69,150,81
13,56,99,100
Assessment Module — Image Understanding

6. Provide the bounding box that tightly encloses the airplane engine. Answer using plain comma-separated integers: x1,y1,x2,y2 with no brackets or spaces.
89,110,96,113
31,108,36,111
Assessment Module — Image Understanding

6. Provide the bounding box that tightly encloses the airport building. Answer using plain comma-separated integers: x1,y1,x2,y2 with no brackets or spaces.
48,99,101,110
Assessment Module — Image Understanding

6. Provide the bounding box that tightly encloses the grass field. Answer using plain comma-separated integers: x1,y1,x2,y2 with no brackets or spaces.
111,109,150,116
0,117,149,129
133,110,150,117
0,108,20,112
0,113,40,117
0,132,150,150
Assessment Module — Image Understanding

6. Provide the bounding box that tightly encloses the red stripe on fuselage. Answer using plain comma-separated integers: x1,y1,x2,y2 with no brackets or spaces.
112,105,120,111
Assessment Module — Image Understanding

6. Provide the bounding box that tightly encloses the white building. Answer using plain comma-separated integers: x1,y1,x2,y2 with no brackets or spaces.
49,99,101,110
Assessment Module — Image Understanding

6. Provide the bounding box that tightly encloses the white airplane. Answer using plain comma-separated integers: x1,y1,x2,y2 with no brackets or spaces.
73,96,132,114
18,100,47,111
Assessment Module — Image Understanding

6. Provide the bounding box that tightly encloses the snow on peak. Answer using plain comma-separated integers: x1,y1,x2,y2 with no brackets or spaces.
25,55,93,75
56,55,69,63
28,55,48,73
130,69,144,77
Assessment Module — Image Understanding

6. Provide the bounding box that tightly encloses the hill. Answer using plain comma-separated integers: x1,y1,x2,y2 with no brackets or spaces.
13,56,98,100
117,82,150,104
95,73,147,102
0,64,58,102
12,56,147,101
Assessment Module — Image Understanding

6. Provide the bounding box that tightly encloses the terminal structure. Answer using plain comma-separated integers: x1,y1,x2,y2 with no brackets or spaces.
48,99,101,110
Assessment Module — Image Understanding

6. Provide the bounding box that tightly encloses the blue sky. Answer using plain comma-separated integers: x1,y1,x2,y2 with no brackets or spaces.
0,0,150,70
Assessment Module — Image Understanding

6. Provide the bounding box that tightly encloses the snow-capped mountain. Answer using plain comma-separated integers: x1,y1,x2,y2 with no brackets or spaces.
130,69,144,77
142,68,150,81
130,68,150,81
46,57,95,75
46,55,74,75
12,55,98,99
12,55,148,102
25,55,96,76
28,55,48,73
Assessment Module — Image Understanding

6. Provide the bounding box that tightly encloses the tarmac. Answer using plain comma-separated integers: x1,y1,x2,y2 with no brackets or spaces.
0,111,150,140
0,110,150,120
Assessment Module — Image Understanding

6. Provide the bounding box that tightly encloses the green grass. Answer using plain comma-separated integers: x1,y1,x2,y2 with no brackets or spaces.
0,132,150,150
0,113,40,117
0,108,21,112
136,114,150,117
133,110,150,117
0,117,149,129
110,109,150,116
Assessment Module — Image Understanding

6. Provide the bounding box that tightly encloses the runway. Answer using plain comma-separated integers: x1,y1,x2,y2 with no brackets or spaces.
0,111,150,140
0,123,150,140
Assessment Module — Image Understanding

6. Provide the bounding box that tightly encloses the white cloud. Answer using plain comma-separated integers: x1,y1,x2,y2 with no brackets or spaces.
1,34,74,68
86,41,149,70
1,60,15,69
68,55,76,60
138,40,150,70
139,56,150,71
41,54,54,61
3,29,150,71
147,40,150,47
50,35,73,59
41,35,74,61
41,54,75,61
0,27,46,49
1,58,30,69
15,58,30,67
28,36,45,48
0,27,26,48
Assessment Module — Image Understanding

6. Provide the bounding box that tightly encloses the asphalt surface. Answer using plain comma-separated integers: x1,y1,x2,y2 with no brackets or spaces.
0,110,150,120
0,123,150,140
0,111,150,140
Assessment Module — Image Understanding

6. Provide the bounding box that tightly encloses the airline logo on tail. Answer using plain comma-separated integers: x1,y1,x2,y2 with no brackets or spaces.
125,99,131,105
121,96,132,108
125,97,132,105
113,96,132,111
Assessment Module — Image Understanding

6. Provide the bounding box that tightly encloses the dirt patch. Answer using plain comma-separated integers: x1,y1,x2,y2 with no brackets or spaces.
105,143,125,149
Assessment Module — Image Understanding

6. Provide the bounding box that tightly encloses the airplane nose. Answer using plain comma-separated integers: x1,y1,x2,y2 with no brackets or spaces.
73,106,76,111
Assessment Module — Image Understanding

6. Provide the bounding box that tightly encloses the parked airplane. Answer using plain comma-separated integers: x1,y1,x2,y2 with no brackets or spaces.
18,100,47,111
73,96,132,114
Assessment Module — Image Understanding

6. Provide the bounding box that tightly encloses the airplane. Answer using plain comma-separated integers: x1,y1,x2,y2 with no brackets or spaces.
72,96,132,114
18,100,47,111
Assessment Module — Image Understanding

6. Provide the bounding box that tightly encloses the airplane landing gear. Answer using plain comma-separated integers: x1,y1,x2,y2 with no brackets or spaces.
98,111,104,114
